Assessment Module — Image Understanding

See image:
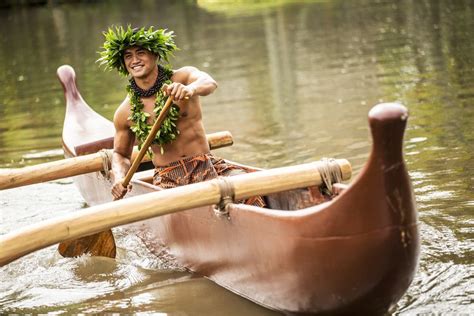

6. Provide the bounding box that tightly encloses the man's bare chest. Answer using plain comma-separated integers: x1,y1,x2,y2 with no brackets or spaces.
139,98,194,121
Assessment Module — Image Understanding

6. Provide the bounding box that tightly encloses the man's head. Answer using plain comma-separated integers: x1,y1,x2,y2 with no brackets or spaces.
98,25,177,77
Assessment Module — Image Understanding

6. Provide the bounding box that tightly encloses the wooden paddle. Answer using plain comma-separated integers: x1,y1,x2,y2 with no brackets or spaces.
0,158,352,266
0,131,232,191
58,95,177,259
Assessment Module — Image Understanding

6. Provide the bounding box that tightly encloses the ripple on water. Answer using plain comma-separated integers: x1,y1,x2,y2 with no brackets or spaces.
396,260,474,314
0,251,114,311
22,149,64,160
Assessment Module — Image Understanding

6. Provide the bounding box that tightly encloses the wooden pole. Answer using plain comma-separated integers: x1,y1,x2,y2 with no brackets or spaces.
0,131,233,190
0,159,351,266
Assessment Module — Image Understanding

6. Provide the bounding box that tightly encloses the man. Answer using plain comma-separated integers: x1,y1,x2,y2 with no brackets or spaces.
99,26,264,207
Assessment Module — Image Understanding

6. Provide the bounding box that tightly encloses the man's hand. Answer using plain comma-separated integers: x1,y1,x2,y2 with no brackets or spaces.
162,82,195,101
111,180,132,200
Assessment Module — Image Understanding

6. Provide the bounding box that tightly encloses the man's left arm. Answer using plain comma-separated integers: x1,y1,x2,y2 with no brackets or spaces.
164,66,218,101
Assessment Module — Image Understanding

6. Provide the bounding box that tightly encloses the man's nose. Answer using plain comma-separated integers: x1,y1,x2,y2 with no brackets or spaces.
131,54,139,63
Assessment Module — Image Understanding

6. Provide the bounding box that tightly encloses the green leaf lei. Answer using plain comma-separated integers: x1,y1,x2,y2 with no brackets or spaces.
127,68,180,155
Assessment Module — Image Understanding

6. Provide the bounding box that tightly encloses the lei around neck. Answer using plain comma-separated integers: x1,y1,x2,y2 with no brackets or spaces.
127,65,180,154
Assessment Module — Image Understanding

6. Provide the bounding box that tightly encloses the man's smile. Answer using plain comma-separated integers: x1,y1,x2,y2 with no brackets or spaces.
131,64,144,71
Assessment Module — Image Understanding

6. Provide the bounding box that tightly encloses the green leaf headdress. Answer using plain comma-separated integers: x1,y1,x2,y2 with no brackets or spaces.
97,25,178,76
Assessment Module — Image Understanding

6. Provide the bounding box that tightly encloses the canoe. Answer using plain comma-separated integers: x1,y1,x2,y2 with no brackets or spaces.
58,64,419,315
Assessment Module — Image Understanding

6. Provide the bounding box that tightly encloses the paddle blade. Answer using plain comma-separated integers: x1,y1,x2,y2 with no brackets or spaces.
58,230,116,259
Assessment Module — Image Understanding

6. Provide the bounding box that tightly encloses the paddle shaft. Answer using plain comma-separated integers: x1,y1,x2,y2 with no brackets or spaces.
0,159,351,266
121,96,174,188
0,131,232,190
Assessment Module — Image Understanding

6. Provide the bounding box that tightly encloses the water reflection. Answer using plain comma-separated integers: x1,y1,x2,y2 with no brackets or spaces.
0,0,473,314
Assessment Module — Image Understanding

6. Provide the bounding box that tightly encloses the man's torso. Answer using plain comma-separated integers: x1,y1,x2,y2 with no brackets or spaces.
128,86,210,167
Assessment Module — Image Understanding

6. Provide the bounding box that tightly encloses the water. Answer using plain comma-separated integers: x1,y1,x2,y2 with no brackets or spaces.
1,0,473,314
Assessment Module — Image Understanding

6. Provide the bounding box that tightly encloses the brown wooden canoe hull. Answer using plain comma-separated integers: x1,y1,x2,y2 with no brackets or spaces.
58,65,419,314
128,208,418,314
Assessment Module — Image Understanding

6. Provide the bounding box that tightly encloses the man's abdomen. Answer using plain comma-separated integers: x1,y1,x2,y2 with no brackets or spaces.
151,119,209,167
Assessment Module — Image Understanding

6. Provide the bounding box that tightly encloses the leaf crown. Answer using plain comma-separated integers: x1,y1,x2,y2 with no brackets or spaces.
97,25,178,76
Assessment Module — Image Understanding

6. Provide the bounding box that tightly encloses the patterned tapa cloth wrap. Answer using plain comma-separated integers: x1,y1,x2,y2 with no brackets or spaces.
154,153,266,207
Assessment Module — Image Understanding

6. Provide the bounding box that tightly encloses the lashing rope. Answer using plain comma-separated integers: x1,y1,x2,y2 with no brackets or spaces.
98,149,113,179
214,176,235,216
315,158,343,195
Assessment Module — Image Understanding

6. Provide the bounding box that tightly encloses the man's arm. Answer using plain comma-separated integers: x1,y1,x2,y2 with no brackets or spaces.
111,100,135,200
163,66,218,100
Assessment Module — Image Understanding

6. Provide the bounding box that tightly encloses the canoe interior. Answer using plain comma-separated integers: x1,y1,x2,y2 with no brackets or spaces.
73,131,341,211
131,160,338,211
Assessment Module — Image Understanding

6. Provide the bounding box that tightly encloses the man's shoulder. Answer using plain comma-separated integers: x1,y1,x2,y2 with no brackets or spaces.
171,66,199,81
174,65,199,73
117,95,131,111
113,96,131,124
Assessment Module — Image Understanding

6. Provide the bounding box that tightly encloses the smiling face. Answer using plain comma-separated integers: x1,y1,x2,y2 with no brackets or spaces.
123,46,158,80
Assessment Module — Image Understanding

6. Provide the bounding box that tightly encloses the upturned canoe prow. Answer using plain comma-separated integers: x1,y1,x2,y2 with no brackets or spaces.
57,65,81,105
368,103,417,225
369,102,408,164
279,102,417,315
59,65,115,157
58,65,115,204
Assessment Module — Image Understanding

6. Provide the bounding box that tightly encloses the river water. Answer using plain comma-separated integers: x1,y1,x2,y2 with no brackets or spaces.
0,0,473,314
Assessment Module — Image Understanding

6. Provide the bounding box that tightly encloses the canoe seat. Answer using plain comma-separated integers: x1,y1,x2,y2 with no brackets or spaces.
75,137,114,156
137,175,154,184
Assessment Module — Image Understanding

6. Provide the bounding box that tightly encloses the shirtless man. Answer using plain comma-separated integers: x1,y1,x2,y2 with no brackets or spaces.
110,49,218,199
100,26,264,206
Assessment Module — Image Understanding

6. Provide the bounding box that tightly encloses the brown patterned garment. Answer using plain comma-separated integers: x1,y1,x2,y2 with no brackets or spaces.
153,153,265,207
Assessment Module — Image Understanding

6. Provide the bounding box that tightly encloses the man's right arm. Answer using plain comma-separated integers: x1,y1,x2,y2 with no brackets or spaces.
111,101,135,200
